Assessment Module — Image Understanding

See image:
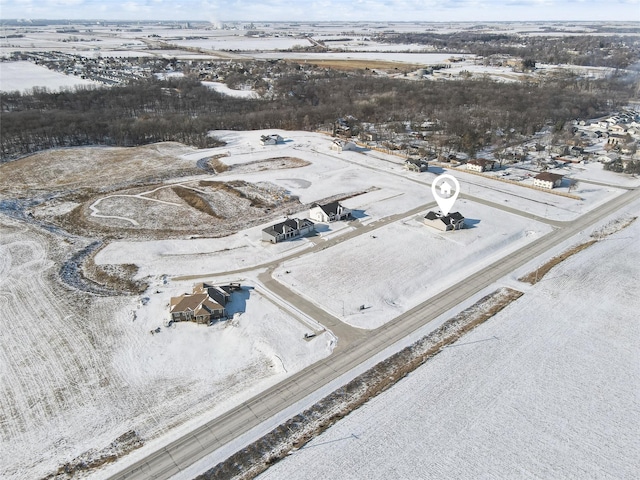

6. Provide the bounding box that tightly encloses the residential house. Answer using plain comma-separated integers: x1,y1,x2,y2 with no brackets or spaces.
309,201,352,223
423,211,465,231
609,124,628,135
334,117,354,137
607,133,628,147
262,218,315,243
169,290,225,324
193,282,241,306
359,131,378,142
569,146,584,157
260,134,284,145
331,139,357,152
533,172,563,189
404,158,429,172
466,159,496,172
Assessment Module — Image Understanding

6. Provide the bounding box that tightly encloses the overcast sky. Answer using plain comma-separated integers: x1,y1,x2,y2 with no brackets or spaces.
1,0,638,23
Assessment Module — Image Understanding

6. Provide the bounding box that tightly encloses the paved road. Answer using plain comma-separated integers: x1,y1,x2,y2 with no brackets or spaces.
109,187,639,480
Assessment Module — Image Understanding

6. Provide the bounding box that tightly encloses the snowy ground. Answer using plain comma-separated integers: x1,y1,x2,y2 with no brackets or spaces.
0,214,333,480
258,201,640,480
96,130,624,332
274,199,551,329
202,81,259,98
2,129,637,479
562,161,640,187
0,61,99,92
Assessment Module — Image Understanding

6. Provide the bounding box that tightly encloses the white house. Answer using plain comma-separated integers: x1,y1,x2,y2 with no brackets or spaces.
533,172,563,189
330,139,357,152
609,124,628,135
260,134,284,145
423,211,465,231
466,159,496,172
262,218,315,243
309,201,352,223
404,158,429,172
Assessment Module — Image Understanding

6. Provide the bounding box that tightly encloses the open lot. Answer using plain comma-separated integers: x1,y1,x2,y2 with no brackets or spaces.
274,199,551,329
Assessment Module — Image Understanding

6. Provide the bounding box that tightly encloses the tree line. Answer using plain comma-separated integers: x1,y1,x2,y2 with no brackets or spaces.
1,68,635,161
374,32,640,69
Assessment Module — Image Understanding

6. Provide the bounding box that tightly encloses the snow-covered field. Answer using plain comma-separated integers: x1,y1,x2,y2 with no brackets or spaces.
202,81,259,98
172,36,310,51
259,204,640,480
0,61,99,92
2,127,637,479
251,51,470,65
563,161,640,187
0,214,333,480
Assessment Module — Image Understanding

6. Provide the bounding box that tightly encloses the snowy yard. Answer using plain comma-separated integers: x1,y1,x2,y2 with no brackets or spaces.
259,202,640,480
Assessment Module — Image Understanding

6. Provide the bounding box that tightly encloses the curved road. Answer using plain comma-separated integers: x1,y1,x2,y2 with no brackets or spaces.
108,186,640,480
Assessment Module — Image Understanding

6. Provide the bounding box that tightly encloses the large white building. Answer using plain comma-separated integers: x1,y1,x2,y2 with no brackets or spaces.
533,172,563,189
309,201,352,223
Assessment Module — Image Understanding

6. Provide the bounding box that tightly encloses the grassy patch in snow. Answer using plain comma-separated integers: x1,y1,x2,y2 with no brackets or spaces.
519,215,637,285
519,241,597,285
197,287,523,480
42,430,143,480
172,185,221,218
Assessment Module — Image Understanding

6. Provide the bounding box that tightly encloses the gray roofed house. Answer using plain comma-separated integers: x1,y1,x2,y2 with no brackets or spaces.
404,158,429,172
194,282,237,306
262,217,315,243
424,211,465,231
309,201,352,223
260,134,284,145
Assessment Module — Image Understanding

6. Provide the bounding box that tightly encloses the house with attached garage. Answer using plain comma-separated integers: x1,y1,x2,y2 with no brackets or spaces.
466,158,496,172
193,282,242,306
260,134,284,145
533,172,563,189
423,211,465,231
330,139,357,152
262,217,315,243
169,290,225,325
309,201,352,223
404,158,429,172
